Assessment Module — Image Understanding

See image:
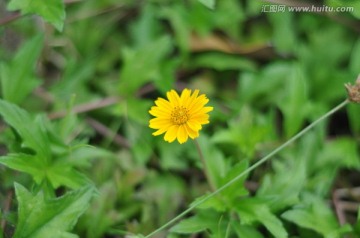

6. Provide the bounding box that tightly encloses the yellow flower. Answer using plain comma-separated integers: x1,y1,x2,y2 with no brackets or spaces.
149,88,213,144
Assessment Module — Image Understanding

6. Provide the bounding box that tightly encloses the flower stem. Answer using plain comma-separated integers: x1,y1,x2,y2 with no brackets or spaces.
144,99,349,238
194,139,216,192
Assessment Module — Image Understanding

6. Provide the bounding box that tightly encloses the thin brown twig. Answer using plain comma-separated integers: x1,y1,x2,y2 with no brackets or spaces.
333,187,360,225
86,117,130,148
0,12,21,26
332,190,347,225
48,96,120,120
66,3,125,23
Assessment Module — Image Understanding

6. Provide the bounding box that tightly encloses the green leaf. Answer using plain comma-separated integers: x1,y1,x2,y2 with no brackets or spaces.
197,0,215,9
212,106,272,158
0,35,43,104
51,59,95,102
170,212,219,234
235,198,287,238
115,99,152,125
160,5,190,52
278,63,309,138
118,36,172,96
0,99,50,161
197,136,226,189
171,217,201,234
7,0,65,31
46,161,91,189
0,154,89,189
268,11,296,53
0,154,45,184
257,152,307,211
232,223,264,238
13,183,94,238
282,193,352,238
220,160,249,201
317,138,360,169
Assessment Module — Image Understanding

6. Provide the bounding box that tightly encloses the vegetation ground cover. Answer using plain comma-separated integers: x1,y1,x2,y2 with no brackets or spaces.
1,0,360,237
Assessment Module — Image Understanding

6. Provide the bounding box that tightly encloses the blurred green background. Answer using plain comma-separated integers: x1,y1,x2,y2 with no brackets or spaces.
1,0,360,237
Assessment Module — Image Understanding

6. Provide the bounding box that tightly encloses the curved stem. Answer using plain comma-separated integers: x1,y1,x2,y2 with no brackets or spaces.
144,99,349,238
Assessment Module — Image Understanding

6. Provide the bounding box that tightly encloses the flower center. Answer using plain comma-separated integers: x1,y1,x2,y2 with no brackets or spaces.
171,106,189,125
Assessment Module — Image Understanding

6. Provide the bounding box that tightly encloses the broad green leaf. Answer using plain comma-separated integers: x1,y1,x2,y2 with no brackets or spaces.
157,140,188,170
141,174,185,225
268,11,296,53
197,0,215,9
197,136,226,189
305,137,360,196
0,99,50,160
212,106,272,158
170,216,209,234
0,154,45,184
257,152,307,211
7,0,65,31
232,223,264,238
220,160,249,202
51,59,95,102
170,212,219,234
0,153,89,189
235,198,287,238
278,63,309,138
118,36,172,96
130,3,161,48
282,193,352,238
316,138,360,169
13,183,94,238
115,99,152,125
160,5,190,52
46,162,91,189
238,63,288,106
0,35,42,104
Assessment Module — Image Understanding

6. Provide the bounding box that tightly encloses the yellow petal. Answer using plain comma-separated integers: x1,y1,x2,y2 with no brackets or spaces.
180,88,191,106
188,95,209,113
149,107,171,118
155,98,173,111
192,106,213,114
191,117,210,125
185,124,199,139
167,90,180,107
177,125,188,144
149,118,172,129
164,125,179,143
187,120,202,131
152,127,168,136
185,89,199,108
